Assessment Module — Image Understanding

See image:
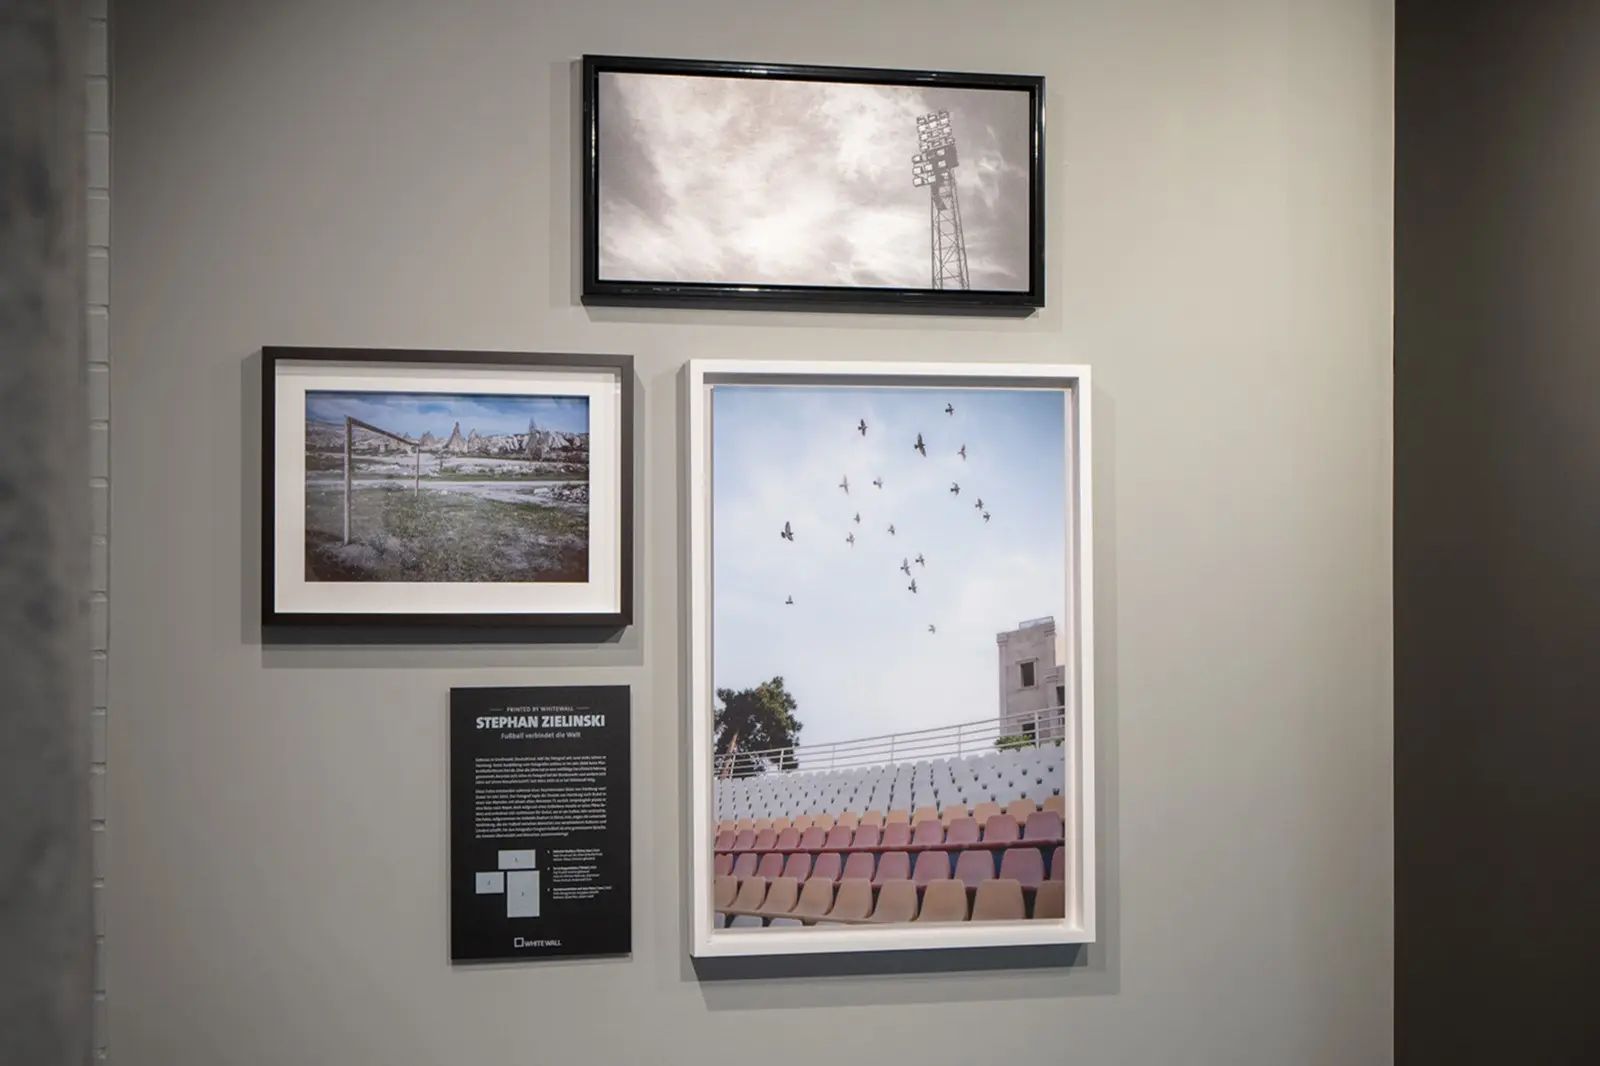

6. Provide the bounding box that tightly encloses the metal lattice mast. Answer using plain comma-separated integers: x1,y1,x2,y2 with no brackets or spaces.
912,110,970,290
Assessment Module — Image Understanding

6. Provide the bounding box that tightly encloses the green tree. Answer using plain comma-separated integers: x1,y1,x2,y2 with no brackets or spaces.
714,677,803,777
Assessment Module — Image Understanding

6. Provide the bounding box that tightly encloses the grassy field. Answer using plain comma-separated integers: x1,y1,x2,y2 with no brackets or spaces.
304,483,588,583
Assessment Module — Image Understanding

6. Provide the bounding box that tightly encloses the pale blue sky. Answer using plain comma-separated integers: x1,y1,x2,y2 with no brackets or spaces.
712,384,1067,750
306,391,588,438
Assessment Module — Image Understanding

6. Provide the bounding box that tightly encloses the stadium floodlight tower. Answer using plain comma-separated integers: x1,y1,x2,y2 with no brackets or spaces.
911,109,970,291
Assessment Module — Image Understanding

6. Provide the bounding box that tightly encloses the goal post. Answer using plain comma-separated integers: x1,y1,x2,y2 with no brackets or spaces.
341,416,422,546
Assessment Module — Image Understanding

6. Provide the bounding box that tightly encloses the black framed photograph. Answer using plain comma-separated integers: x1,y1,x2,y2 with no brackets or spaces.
262,347,633,630
581,54,1045,313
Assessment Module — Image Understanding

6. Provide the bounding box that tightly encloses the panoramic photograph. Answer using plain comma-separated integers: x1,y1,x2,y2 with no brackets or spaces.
596,71,1034,292
708,384,1071,928
302,390,590,583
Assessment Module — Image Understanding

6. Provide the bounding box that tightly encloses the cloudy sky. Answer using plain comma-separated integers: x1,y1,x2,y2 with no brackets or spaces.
598,72,1033,291
305,392,589,438
712,385,1066,751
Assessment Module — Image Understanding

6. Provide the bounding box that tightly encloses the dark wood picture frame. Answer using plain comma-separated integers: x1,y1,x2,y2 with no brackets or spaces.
581,54,1046,314
261,347,634,633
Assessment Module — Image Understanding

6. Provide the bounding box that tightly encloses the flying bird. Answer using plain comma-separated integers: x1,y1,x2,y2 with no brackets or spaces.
839,475,849,494
872,477,883,489
982,511,991,522
780,521,794,542
853,512,861,524
914,433,927,456
907,579,918,594
915,553,926,567
928,624,937,634
945,403,955,415
974,498,983,510
887,524,896,536
857,419,868,436
785,595,794,605
900,558,912,576
846,533,855,547
958,445,966,460
950,482,960,496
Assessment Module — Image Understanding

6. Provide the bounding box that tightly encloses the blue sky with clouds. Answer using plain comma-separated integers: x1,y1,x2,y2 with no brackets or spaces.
305,391,588,438
712,385,1067,749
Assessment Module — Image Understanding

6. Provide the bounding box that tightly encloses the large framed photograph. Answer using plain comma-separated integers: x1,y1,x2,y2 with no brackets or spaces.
684,360,1093,957
582,55,1045,313
262,347,633,630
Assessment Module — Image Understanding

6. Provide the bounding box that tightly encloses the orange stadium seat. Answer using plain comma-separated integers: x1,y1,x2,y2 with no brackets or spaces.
998,846,1045,891
830,878,874,921
1033,880,1066,920
771,817,792,832
940,803,970,826
725,875,768,915
791,877,836,923
736,819,755,832
753,818,773,832
791,815,814,832
970,801,1001,825
885,809,911,825
758,876,800,920
1050,846,1065,881
1042,795,1066,818
717,820,734,835
1005,799,1037,823
972,879,1026,921
812,813,835,830
911,805,940,825
836,811,860,829
916,879,969,922
859,810,885,829
870,880,918,923
714,874,738,911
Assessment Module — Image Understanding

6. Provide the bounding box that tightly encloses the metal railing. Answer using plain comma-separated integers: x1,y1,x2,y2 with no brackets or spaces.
713,706,1068,779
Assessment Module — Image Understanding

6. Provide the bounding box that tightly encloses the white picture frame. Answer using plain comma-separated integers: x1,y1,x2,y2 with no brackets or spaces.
683,359,1095,958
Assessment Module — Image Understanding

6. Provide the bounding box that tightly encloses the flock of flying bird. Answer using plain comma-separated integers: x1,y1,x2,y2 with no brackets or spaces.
776,402,994,634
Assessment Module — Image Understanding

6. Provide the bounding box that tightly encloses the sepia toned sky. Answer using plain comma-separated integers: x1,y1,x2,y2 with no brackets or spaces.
305,392,589,438
711,385,1067,750
597,72,1033,291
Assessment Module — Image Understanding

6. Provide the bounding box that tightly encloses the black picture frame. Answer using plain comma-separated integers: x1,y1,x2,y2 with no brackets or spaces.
580,54,1046,314
261,346,634,633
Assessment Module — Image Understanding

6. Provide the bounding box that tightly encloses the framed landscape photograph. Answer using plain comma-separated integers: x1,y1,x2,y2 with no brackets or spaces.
582,55,1046,312
683,359,1094,957
262,347,633,630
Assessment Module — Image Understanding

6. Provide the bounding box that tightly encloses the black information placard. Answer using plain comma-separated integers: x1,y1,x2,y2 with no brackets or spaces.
449,685,631,962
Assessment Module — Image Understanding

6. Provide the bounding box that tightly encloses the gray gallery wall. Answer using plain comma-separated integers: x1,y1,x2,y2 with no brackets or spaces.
108,2,1395,1063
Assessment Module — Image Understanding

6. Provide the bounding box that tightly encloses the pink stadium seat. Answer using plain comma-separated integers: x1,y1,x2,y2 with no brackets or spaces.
944,817,980,847
756,852,785,879
881,822,913,849
731,830,756,852
823,825,854,851
1050,846,1065,881
798,827,827,850
954,850,995,890
782,852,813,881
982,815,1020,844
911,819,946,847
912,849,950,887
872,851,911,888
732,853,758,879
752,829,778,852
1022,810,1063,843
998,846,1045,891
717,820,734,835
841,851,876,882
775,828,801,851
810,852,843,884
714,853,733,877
714,830,736,850
849,825,882,851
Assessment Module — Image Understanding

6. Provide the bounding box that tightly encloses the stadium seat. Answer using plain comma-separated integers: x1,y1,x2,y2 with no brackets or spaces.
791,876,836,922
982,814,1020,843
916,879,969,922
1033,880,1066,919
772,817,791,832
998,846,1045,891
954,849,995,890
830,878,874,921
714,829,735,850
885,809,910,825
841,851,876,882
753,818,772,832
756,852,785,879
940,803,970,826
944,817,980,847
970,801,1001,825
782,852,813,881
758,876,801,920
836,810,860,829
736,818,755,832
714,873,738,910
717,820,734,835
813,813,835,830
859,810,884,829
775,827,801,851
731,830,756,852
1004,799,1037,822
724,875,768,922
822,825,853,851
912,850,950,887
732,853,758,879
810,851,843,884
714,853,733,877
872,851,911,888
798,826,827,850
911,805,940,825
1050,846,1065,881
881,822,913,849
792,815,813,832
1043,795,1066,818
1022,810,1063,843
972,879,1026,921
911,818,946,847
752,829,777,851
870,880,918,923
850,824,882,851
